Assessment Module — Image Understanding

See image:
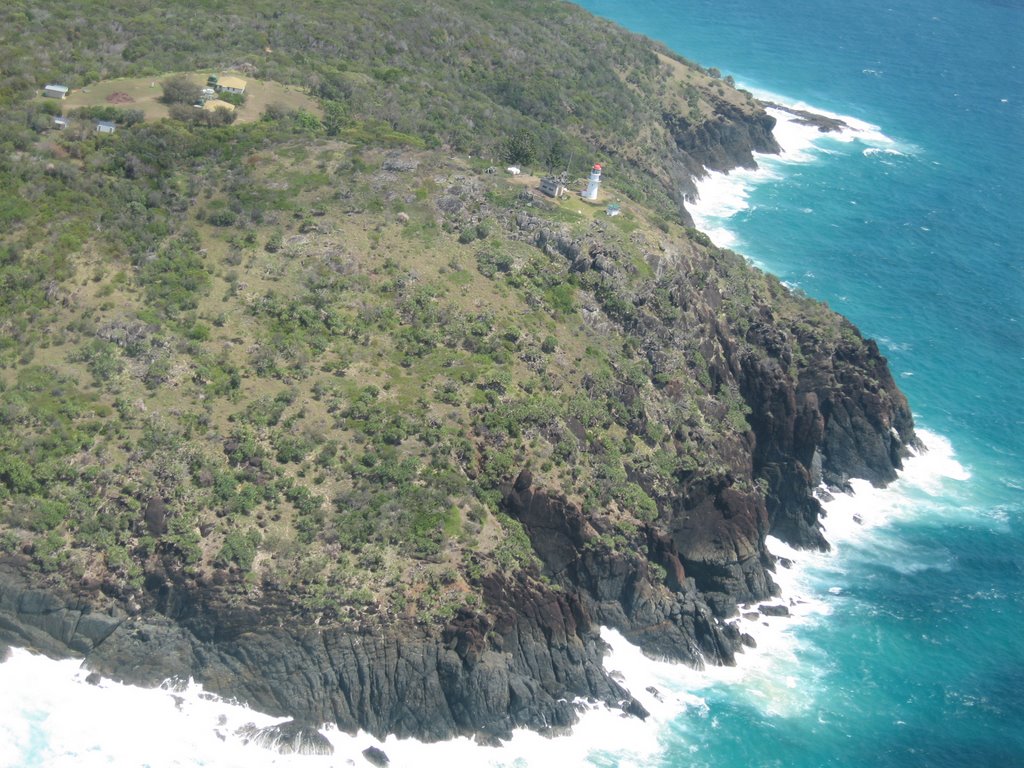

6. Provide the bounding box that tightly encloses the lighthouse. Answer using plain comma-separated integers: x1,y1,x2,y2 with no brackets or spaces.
583,163,602,201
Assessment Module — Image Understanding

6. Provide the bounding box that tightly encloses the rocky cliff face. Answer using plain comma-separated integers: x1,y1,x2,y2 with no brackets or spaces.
639,95,784,221
501,472,741,667
664,98,782,181
0,560,643,740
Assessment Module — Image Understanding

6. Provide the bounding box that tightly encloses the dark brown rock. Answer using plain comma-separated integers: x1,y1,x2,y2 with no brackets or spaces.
144,497,168,536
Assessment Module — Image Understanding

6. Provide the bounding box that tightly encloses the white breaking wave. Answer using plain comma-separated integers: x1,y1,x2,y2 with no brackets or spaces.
742,84,901,150
595,425,971,748
0,641,712,768
688,85,912,249
863,147,907,158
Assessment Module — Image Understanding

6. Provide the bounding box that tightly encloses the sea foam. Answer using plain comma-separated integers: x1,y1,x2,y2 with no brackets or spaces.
594,425,970,745
688,87,905,250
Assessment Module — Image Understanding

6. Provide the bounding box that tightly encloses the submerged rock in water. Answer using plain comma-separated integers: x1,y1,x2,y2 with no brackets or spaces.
362,745,390,766
760,101,849,133
236,720,333,755
623,698,650,720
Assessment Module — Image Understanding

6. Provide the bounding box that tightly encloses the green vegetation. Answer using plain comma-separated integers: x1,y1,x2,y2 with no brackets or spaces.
160,75,201,105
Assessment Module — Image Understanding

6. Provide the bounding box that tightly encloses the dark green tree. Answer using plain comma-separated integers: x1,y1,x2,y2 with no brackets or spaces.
323,100,348,136
544,134,570,174
502,129,536,166
160,75,201,105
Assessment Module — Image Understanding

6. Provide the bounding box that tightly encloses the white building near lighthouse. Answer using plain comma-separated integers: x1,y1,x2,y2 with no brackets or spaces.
583,163,602,201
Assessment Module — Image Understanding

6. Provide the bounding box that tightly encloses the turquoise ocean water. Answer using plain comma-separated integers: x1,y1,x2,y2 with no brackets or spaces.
2,2,1022,766
575,0,1024,766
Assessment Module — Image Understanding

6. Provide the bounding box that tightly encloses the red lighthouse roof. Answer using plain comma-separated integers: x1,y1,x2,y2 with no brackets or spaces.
593,163,602,170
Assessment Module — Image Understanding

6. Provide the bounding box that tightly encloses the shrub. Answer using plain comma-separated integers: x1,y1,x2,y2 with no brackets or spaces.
69,105,144,126
0,455,37,495
502,129,536,166
217,91,246,107
323,100,348,136
168,103,237,127
494,514,538,570
207,209,237,227
544,284,575,316
139,234,211,315
165,509,202,565
264,231,283,253
69,339,123,384
33,530,68,573
217,528,261,571
273,431,314,464
475,248,513,277
615,482,659,522
161,76,201,105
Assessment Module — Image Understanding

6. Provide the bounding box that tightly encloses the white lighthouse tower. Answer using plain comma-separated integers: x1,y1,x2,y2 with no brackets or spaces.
583,163,602,201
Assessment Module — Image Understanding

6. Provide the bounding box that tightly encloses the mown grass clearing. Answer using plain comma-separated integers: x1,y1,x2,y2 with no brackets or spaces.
57,72,320,123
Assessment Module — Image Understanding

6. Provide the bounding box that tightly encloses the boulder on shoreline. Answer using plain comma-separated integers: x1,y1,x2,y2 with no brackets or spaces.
236,720,333,756
362,745,390,766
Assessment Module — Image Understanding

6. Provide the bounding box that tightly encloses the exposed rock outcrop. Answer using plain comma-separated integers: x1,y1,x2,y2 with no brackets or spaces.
664,99,781,184
0,567,126,658
501,473,738,667
760,102,848,133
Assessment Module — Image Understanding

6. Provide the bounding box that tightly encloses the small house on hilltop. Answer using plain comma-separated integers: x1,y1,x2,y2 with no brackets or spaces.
539,176,566,198
44,84,69,99
216,76,247,95
95,120,116,134
53,116,69,130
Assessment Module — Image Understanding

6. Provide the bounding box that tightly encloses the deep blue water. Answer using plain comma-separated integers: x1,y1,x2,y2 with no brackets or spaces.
575,1,1024,765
